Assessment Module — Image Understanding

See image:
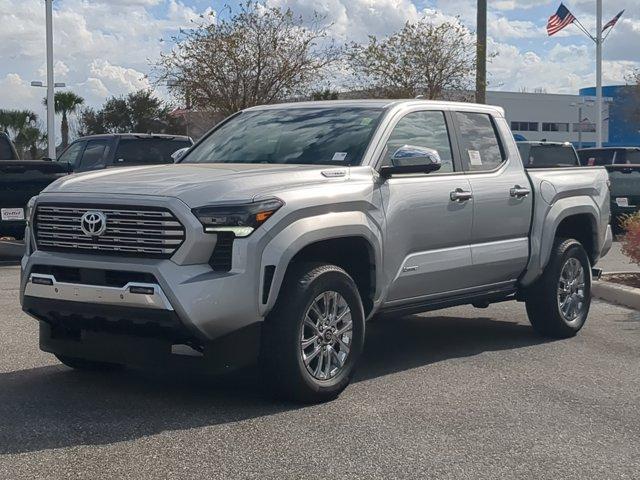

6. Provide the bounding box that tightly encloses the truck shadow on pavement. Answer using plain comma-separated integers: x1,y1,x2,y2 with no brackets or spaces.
0,314,548,454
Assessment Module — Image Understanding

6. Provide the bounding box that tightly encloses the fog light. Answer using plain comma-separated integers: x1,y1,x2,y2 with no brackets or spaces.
129,286,155,295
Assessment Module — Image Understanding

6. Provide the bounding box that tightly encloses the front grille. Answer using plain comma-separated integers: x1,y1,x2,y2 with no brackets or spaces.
34,204,185,258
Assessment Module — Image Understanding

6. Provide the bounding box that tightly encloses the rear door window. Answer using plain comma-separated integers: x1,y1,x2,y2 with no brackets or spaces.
114,138,192,166
454,112,505,171
78,139,110,171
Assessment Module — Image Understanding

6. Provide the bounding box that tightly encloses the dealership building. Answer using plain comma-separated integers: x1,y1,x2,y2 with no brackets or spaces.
487,85,640,148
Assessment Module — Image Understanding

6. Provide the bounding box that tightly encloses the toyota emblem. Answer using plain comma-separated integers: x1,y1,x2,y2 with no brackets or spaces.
80,211,107,237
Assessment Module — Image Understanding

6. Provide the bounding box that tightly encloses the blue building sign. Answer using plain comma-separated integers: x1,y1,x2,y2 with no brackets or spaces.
580,85,640,147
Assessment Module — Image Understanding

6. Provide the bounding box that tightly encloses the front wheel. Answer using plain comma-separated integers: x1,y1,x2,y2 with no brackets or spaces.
261,263,365,403
525,238,592,338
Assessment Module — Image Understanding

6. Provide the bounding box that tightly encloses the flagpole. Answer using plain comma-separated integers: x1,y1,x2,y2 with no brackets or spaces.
596,0,603,147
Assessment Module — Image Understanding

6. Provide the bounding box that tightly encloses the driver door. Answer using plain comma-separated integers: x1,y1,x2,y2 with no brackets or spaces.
380,109,475,304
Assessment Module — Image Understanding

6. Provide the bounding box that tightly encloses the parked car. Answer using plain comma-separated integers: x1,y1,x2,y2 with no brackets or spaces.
516,141,581,168
578,147,640,230
55,133,193,173
577,147,640,166
21,100,612,403
0,133,67,242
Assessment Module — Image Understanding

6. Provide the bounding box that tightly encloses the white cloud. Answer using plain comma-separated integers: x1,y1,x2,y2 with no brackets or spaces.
0,74,39,111
89,60,151,94
0,0,639,119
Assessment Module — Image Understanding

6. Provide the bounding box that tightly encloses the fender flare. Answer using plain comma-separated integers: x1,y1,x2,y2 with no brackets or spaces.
521,196,600,286
258,211,383,316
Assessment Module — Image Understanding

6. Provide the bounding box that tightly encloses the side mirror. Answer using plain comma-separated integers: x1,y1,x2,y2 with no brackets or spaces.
380,145,442,178
171,147,189,162
42,157,53,162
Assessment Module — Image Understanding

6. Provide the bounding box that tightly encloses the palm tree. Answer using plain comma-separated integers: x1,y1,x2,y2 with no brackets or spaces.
16,126,45,159
0,109,38,140
44,91,84,148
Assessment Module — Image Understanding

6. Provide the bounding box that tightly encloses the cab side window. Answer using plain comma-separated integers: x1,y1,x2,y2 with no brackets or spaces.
56,141,85,168
455,112,505,172
382,111,454,173
78,139,110,171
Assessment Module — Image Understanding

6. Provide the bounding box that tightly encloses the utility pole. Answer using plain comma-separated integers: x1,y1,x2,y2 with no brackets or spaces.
475,0,487,104
595,0,603,147
45,0,56,158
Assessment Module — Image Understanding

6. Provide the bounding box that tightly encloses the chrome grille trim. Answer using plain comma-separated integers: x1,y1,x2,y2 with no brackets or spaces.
34,204,186,257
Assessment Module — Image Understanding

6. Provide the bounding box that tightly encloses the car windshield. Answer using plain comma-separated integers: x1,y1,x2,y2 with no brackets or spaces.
518,144,578,168
182,107,384,166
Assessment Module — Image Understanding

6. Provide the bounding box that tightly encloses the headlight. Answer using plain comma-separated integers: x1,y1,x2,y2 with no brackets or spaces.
25,196,37,226
193,198,283,237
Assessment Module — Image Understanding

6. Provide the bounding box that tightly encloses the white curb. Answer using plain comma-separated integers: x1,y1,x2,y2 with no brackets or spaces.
593,280,640,311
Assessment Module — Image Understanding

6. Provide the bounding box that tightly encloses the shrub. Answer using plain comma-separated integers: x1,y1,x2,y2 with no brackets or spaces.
620,212,640,266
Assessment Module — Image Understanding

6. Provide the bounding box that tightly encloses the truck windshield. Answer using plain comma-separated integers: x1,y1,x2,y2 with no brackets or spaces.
518,144,579,168
183,107,383,166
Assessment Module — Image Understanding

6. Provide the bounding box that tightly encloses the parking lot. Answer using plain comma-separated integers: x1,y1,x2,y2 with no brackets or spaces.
0,263,638,479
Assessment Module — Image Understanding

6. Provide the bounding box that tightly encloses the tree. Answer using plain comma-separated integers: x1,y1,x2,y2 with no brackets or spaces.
44,91,84,148
77,90,185,136
156,1,339,116
620,71,640,125
16,126,45,159
348,17,476,100
0,109,44,158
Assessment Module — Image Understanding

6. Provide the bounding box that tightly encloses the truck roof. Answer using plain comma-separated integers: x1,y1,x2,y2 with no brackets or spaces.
244,99,505,117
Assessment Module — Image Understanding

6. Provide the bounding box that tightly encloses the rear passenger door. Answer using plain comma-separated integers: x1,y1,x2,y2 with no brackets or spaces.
452,111,533,287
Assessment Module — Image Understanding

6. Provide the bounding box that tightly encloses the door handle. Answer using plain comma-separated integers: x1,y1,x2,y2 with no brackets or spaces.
450,188,473,202
510,185,531,198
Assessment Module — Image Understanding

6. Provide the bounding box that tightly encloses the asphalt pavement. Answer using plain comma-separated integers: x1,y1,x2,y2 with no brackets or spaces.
0,265,638,479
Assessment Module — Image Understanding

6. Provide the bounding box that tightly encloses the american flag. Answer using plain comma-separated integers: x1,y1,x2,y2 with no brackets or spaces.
603,10,624,33
547,3,576,36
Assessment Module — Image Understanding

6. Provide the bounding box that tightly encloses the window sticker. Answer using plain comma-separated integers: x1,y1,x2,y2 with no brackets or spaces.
332,152,348,161
360,117,373,126
468,149,482,166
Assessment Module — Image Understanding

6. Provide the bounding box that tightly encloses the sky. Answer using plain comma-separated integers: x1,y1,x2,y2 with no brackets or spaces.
0,0,638,122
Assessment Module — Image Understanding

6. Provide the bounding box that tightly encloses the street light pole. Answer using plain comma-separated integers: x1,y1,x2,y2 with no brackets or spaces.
577,104,583,149
475,0,487,104
595,0,603,147
45,0,56,159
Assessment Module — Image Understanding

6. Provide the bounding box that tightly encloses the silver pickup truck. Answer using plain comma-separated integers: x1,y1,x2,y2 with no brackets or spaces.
20,100,612,403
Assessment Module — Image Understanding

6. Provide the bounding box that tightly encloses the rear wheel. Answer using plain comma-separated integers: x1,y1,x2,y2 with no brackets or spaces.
525,238,591,338
55,354,123,372
261,263,365,403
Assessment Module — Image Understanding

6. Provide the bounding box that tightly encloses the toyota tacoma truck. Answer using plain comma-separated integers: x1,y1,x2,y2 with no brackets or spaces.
20,100,612,403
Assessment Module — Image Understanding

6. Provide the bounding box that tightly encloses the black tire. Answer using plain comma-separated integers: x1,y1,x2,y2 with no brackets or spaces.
261,263,365,403
55,354,123,372
525,238,592,338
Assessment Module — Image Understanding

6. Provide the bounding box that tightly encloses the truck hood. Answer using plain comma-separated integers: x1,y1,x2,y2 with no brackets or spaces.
43,163,351,206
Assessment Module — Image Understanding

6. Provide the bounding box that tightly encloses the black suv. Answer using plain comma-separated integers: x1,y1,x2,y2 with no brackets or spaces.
55,133,193,173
